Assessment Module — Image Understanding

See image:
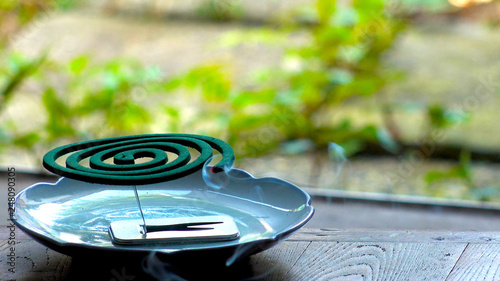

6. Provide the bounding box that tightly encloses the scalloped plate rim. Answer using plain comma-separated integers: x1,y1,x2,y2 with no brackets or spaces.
12,168,314,259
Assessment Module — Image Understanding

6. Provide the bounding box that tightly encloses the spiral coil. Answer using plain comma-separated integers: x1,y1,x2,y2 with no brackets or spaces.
43,134,235,185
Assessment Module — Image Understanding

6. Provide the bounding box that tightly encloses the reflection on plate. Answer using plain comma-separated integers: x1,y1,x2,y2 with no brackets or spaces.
13,168,314,264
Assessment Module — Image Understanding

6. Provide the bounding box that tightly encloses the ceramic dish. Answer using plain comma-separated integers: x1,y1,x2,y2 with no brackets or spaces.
13,168,314,264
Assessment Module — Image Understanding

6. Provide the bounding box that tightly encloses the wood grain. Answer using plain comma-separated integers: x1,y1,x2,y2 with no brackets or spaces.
4,227,500,243
2,227,499,280
0,237,310,280
142,241,312,280
446,244,500,281
0,240,72,281
282,242,467,281
245,241,310,280
290,228,500,243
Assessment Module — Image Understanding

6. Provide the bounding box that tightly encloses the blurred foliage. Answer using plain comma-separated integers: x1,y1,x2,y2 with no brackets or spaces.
0,0,405,159
425,151,500,201
396,0,451,13
0,52,45,111
1,53,165,150
427,104,469,129
196,0,245,22
41,56,162,138
0,51,46,151
170,0,405,157
0,0,405,157
0,0,74,48
0,1,76,151
2,0,499,200
425,151,473,189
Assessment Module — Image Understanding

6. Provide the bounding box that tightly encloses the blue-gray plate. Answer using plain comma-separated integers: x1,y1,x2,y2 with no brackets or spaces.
13,168,314,265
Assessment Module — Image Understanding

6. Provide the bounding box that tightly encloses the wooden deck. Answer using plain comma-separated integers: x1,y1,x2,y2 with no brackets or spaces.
1,227,499,280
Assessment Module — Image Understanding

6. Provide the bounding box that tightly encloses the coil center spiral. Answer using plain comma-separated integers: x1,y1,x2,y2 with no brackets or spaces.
43,134,235,185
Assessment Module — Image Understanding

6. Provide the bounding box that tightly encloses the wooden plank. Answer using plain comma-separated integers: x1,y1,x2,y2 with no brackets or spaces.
289,228,500,243
0,240,72,281
141,241,311,281
446,244,500,281
0,237,310,280
283,241,467,281
0,225,30,240
3,227,497,280
245,241,310,280
3,227,500,243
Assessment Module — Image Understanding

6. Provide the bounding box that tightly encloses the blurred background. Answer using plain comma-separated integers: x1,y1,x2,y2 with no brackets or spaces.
2,0,500,229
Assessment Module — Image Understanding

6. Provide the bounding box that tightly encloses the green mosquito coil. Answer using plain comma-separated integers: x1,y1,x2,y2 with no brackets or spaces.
42,134,235,185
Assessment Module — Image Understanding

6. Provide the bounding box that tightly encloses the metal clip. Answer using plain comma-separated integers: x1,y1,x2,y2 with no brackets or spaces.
109,215,240,245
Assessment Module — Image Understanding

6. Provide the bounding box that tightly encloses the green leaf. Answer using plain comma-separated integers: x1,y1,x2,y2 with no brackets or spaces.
164,106,180,132
358,125,378,141
425,171,446,185
163,77,184,91
1,53,45,107
428,104,447,128
427,105,468,128
125,103,150,123
231,90,274,109
317,0,337,23
451,150,473,183
42,87,75,138
351,75,382,96
338,139,364,156
13,133,40,148
42,87,68,115
7,52,29,72
353,0,384,20
164,106,179,118
69,56,88,74
424,150,473,188
229,114,271,131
